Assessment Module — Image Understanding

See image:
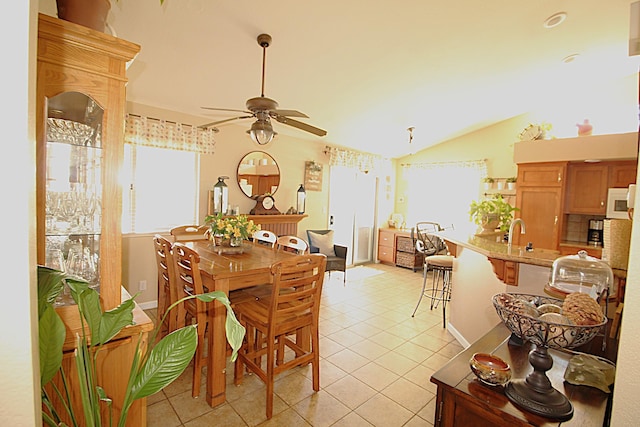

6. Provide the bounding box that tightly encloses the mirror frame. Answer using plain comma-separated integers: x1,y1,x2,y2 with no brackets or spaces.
237,151,280,198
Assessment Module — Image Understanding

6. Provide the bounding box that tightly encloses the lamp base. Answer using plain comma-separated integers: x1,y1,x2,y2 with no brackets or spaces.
505,380,573,421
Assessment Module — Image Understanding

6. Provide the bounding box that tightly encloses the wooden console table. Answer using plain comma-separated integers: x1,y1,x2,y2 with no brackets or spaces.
431,323,612,427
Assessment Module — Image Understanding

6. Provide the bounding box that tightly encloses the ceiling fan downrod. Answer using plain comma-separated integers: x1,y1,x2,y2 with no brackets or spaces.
257,34,272,98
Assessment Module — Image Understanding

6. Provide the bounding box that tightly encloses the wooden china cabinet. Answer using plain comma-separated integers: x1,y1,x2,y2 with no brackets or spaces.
36,14,152,425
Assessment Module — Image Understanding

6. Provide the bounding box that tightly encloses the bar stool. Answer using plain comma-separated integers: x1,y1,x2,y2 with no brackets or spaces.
411,222,454,328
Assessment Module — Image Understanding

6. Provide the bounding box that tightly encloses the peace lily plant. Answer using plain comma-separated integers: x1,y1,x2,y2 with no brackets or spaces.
38,265,245,427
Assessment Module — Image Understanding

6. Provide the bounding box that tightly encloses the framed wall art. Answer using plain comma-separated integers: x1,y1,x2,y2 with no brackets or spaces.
304,161,323,191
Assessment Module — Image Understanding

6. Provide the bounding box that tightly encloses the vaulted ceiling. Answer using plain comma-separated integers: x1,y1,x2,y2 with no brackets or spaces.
99,1,637,157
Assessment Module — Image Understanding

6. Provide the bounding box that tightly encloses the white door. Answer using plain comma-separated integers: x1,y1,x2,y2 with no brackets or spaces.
328,166,377,265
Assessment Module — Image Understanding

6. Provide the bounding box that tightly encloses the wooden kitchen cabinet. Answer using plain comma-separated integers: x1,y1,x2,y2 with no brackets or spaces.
377,229,396,264
514,163,566,250
565,163,608,214
36,14,152,426
608,161,637,188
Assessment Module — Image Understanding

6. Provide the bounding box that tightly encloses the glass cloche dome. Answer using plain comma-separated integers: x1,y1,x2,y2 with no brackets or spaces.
548,250,614,298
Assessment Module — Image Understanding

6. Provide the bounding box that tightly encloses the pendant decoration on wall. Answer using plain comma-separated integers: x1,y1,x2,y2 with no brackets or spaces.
304,161,323,191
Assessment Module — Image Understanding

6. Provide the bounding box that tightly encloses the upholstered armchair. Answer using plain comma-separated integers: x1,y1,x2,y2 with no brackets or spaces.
306,229,348,283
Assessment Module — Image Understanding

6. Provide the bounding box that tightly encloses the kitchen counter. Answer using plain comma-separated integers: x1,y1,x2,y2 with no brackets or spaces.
440,229,560,268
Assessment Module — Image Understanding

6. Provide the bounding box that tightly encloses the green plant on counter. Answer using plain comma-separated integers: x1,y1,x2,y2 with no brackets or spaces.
469,194,518,233
506,177,517,183
38,265,245,427
483,177,495,183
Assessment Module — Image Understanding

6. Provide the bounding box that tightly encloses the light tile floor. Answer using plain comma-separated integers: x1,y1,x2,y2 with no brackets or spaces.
145,263,462,427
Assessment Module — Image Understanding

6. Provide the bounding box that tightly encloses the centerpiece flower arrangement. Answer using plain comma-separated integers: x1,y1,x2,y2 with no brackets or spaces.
205,213,260,246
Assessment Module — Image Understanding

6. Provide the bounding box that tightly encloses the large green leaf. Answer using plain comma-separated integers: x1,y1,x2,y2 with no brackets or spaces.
97,299,135,345
192,291,245,362
128,326,198,401
72,287,102,343
39,304,66,386
37,266,66,316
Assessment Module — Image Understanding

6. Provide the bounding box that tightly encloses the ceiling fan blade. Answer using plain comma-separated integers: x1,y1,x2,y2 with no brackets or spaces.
272,109,308,118
201,107,253,115
273,115,327,137
199,115,254,128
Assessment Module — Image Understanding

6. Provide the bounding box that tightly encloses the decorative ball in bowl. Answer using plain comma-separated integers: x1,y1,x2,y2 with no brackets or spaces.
469,353,511,386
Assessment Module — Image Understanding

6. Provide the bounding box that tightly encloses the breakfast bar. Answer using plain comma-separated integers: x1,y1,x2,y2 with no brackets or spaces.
441,231,563,347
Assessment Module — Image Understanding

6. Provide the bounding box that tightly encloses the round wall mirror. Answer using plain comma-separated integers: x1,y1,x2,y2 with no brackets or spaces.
237,151,280,198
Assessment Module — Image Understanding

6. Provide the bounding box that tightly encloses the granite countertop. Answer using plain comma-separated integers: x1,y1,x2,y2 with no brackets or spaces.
440,230,561,268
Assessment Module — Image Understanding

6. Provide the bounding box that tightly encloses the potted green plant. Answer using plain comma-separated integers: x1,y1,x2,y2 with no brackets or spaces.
483,177,495,190
469,194,518,233
38,265,245,426
506,177,517,190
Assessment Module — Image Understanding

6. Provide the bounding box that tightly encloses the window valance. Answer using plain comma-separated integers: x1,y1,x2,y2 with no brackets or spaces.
124,114,217,155
401,159,487,175
325,145,385,173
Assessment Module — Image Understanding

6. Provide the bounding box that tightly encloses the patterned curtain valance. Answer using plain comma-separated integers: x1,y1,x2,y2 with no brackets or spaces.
325,145,384,173
401,159,487,175
124,114,217,155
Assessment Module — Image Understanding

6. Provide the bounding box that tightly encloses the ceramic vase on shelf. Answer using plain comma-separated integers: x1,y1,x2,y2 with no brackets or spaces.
577,119,593,137
56,0,111,32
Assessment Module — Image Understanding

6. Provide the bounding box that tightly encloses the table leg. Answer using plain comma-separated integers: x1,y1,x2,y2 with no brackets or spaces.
206,277,229,407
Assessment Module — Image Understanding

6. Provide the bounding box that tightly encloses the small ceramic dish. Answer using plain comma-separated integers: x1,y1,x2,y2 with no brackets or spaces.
469,353,512,386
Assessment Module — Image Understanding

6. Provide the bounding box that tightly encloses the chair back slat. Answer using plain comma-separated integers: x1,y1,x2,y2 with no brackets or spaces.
153,234,177,334
276,235,309,254
253,230,277,248
171,224,209,242
267,254,326,328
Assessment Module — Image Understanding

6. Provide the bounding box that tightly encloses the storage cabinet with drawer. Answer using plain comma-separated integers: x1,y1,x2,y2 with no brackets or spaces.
395,234,423,271
377,229,396,264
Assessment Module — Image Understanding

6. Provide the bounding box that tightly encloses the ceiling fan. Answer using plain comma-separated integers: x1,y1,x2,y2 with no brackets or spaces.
200,34,327,145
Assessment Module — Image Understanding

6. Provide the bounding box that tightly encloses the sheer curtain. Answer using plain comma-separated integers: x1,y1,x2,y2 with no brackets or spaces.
402,160,487,232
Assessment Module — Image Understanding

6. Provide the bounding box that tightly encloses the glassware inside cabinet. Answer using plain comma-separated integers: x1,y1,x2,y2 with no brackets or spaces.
44,92,104,303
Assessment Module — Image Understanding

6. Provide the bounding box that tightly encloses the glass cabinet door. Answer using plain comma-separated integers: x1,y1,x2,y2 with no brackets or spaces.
44,92,103,304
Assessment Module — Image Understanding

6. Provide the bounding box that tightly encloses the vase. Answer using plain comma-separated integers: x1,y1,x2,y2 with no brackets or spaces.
56,0,111,32
213,235,225,246
230,237,243,247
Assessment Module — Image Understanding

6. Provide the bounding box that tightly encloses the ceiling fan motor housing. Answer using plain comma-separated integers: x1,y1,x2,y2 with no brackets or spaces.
246,96,278,113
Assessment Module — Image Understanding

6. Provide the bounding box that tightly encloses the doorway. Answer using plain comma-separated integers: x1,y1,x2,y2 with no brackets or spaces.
328,165,377,266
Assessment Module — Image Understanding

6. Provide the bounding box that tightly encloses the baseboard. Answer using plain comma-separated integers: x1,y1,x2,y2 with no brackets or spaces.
137,300,158,310
447,322,470,349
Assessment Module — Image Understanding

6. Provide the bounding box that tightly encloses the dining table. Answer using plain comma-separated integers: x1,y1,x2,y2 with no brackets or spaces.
185,240,297,407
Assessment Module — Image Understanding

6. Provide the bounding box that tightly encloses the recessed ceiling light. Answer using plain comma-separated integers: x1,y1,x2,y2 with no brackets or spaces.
562,53,580,63
543,12,568,29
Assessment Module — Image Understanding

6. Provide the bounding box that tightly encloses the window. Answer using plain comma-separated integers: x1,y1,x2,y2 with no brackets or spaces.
122,144,199,233
403,161,486,231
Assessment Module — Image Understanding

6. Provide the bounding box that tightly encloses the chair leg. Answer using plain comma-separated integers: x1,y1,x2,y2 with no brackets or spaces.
412,264,429,317
191,320,207,397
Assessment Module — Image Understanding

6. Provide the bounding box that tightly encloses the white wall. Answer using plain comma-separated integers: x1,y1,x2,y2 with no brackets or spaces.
2,1,40,425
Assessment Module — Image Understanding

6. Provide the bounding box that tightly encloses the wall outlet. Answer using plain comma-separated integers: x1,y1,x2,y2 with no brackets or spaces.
139,280,147,291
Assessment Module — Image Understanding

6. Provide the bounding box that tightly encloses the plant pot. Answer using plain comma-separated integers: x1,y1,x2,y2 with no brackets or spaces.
507,182,516,190
56,0,111,32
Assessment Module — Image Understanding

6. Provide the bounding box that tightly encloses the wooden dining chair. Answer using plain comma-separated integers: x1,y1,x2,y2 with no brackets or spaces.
152,234,179,338
170,224,209,242
276,235,308,254
233,254,327,419
171,242,209,398
252,229,277,248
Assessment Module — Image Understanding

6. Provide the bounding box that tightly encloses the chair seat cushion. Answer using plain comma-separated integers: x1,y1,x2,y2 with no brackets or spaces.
426,255,454,268
307,230,336,257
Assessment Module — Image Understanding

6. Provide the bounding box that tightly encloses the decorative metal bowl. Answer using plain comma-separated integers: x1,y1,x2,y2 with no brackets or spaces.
492,293,606,350
492,293,607,421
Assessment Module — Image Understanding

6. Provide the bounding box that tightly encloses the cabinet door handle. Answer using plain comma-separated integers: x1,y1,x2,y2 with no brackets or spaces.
554,215,558,226
601,201,605,207
557,173,562,183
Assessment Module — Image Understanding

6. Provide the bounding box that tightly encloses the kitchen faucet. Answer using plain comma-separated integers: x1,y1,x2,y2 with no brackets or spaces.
508,218,526,251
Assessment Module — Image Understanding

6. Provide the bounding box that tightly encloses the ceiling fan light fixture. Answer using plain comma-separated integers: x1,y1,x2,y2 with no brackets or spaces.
247,119,276,145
